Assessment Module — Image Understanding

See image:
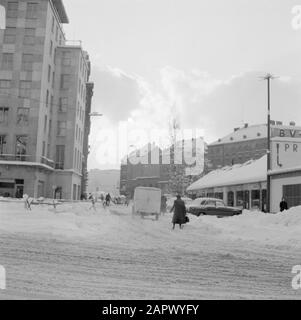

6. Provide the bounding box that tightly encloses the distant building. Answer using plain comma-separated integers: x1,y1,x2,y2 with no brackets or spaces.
0,0,94,199
120,139,205,198
207,122,301,170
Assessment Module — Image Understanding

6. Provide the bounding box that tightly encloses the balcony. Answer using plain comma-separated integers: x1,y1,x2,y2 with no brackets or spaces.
0,154,55,169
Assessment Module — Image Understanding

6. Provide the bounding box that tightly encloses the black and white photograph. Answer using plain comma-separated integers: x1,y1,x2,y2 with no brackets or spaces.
0,0,301,304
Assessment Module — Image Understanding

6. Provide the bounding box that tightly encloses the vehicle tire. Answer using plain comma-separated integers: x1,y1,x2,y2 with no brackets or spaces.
198,212,205,217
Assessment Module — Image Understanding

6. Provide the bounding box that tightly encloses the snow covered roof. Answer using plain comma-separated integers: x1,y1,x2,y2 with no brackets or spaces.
210,124,267,146
187,155,267,191
210,123,301,146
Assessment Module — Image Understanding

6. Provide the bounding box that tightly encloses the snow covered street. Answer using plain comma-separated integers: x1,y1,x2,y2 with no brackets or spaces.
0,200,301,299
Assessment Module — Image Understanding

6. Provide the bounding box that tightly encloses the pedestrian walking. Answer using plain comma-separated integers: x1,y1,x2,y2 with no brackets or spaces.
105,193,111,206
89,196,96,211
279,197,288,212
170,194,187,230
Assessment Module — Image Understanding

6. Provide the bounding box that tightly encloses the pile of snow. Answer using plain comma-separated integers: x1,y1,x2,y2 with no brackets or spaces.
191,206,301,247
0,201,301,249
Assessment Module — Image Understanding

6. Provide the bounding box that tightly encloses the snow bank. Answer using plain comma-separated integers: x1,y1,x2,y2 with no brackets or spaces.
191,206,301,247
1,201,301,249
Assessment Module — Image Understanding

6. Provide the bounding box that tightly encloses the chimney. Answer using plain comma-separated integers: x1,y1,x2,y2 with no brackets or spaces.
234,127,240,132
290,121,296,126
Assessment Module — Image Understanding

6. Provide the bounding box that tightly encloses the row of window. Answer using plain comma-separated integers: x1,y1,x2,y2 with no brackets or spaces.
0,134,28,158
0,106,29,125
3,27,36,45
1,52,35,71
6,2,38,20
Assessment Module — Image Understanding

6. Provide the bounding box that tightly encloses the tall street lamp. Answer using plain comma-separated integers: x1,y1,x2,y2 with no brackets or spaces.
262,73,276,213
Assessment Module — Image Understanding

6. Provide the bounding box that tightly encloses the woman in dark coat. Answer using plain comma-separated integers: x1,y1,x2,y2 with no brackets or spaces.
170,195,187,229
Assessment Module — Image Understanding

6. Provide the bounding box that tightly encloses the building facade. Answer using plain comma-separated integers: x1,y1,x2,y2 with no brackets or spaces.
0,0,93,199
120,139,205,198
207,122,301,170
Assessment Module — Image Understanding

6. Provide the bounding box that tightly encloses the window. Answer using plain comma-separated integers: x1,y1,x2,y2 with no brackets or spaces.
26,3,38,19
0,135,7,155
55,26,58,41
24,28,35,45
4,27,16,43
0,107,9,124
17,107,29,125
21,54,33,71
52,71,55,88
46,90,49,108
60,74,70,89
48,65,51,82
49,40,53,57
51,16,55,33
42,141,46,157
48,119,52,137
50,95,53,113
19,81,31,98
57,121,66,136
0,80,11,95
76,124,78,140
62,52,71,66
15,136,28,161
59,98,68,112
44,115,47,133
6,2,18,19
283,184,301,209
1,53,13,70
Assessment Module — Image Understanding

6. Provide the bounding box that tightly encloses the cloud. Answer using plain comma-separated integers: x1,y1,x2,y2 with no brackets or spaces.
90,66,142,122
88,65,301,169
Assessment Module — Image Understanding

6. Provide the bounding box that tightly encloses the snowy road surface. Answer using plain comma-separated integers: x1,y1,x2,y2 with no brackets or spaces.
0,201,301,299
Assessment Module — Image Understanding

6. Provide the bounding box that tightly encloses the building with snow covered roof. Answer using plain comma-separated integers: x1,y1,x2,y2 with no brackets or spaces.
187,156,267,211
207,122,301,171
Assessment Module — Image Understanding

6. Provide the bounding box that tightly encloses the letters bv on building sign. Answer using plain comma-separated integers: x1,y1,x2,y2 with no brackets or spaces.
271,139,301,170
276,128,301,138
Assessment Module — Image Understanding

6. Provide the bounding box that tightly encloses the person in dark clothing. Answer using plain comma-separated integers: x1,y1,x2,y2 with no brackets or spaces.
279,197,288,212
105,193,111,206
170,195,187,230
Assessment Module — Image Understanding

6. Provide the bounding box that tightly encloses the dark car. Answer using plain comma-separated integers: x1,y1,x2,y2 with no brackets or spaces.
187,197,242,218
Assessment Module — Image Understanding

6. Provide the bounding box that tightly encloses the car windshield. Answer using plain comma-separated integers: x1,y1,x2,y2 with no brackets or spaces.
216,201,225,207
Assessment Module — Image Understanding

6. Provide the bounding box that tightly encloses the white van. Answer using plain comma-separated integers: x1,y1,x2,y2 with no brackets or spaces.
132,187,162,220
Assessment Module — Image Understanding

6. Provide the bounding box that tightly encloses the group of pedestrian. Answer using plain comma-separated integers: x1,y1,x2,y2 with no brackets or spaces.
89,193,112,211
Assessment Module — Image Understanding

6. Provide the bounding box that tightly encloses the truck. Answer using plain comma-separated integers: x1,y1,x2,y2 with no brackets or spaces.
132,187,162,220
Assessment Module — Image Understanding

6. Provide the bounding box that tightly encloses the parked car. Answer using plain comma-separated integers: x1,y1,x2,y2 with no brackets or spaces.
187,197,242,217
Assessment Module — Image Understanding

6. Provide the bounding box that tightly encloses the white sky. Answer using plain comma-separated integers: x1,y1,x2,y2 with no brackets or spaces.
63,0,301,170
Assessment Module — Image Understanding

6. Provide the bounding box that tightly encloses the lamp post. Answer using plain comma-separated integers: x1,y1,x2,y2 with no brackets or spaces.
262,73,275,213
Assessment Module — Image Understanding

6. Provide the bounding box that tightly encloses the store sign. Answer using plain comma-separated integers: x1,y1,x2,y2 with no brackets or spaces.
271,140,301,170
273,128,301,138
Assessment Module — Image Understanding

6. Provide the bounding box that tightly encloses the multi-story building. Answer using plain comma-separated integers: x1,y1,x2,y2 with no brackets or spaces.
120,139,205,197
207,122,301,170
0,0,93,199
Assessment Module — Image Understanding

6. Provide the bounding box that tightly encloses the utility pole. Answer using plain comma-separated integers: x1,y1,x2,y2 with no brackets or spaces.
262,73,276,213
